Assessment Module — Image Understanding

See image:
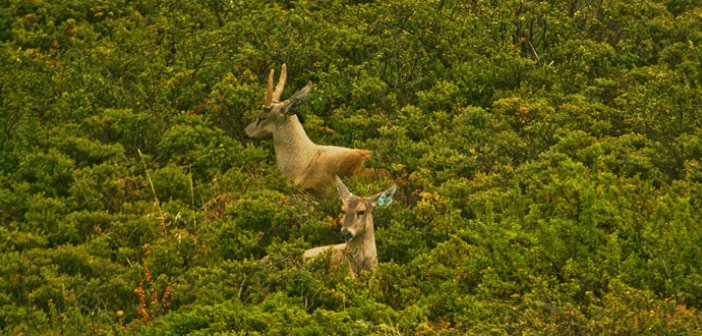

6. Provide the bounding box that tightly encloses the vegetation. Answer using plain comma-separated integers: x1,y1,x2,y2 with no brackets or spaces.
2,0,702,334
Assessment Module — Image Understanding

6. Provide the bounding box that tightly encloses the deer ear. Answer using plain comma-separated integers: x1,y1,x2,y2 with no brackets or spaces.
335,176,352,201
281,82,312,116
369,184,397,207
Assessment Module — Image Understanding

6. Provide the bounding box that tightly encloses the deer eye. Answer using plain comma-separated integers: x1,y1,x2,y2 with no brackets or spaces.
258,112,272,122
356,211,365,217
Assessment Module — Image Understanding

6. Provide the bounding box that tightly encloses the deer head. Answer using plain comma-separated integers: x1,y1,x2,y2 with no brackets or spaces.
335,176,397,241
245,64,312,139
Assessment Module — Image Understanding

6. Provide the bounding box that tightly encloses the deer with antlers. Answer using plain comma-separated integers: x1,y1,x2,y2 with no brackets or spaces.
303,177,396,276
245,65,372,197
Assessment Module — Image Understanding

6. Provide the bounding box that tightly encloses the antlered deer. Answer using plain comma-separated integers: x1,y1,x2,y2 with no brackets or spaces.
303,176,396,276
245,65,371,196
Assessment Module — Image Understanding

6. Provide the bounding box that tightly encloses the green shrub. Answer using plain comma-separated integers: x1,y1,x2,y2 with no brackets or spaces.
2,0,702,334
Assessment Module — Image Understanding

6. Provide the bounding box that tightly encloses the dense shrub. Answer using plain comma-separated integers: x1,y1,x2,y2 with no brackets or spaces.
1,0,701,334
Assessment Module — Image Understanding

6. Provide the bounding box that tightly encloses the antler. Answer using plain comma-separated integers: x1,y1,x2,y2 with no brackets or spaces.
263,64,287,105
264,69,274,105
272,63,287,102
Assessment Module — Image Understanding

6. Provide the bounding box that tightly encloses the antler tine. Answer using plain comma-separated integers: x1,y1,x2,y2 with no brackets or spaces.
272,64,287,102
264,69,274,105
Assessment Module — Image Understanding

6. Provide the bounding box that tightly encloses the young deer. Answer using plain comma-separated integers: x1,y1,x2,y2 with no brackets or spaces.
303,176,396,276
245,64,371,197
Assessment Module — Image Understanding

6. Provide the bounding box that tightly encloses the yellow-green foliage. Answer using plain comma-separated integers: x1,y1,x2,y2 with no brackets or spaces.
1,0,702,334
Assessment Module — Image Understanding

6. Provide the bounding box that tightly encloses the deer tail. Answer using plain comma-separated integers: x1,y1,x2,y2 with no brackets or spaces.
358,149,372,160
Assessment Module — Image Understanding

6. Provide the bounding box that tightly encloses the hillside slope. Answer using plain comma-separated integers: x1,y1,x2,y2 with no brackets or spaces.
1,0,701,334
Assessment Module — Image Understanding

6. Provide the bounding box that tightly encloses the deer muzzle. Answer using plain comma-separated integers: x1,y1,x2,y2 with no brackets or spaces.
340,228,353,240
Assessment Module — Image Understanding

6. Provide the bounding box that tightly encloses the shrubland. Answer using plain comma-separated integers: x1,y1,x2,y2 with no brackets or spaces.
1,0,702,334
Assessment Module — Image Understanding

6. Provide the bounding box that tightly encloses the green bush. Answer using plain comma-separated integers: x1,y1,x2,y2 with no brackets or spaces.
1,0,702,334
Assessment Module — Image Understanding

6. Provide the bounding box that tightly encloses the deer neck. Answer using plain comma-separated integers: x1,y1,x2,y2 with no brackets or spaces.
346,221,378,273
272,115,317,178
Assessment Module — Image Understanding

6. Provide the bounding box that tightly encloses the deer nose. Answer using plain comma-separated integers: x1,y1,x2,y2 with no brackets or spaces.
340,229,353,240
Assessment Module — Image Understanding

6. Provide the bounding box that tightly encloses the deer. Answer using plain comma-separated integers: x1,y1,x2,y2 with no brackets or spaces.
245,64,372,197
303,176,396,277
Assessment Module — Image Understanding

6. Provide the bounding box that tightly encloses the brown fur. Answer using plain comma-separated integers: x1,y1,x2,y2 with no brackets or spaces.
300,148,372,196
245,65,372,197
303,178,396,277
